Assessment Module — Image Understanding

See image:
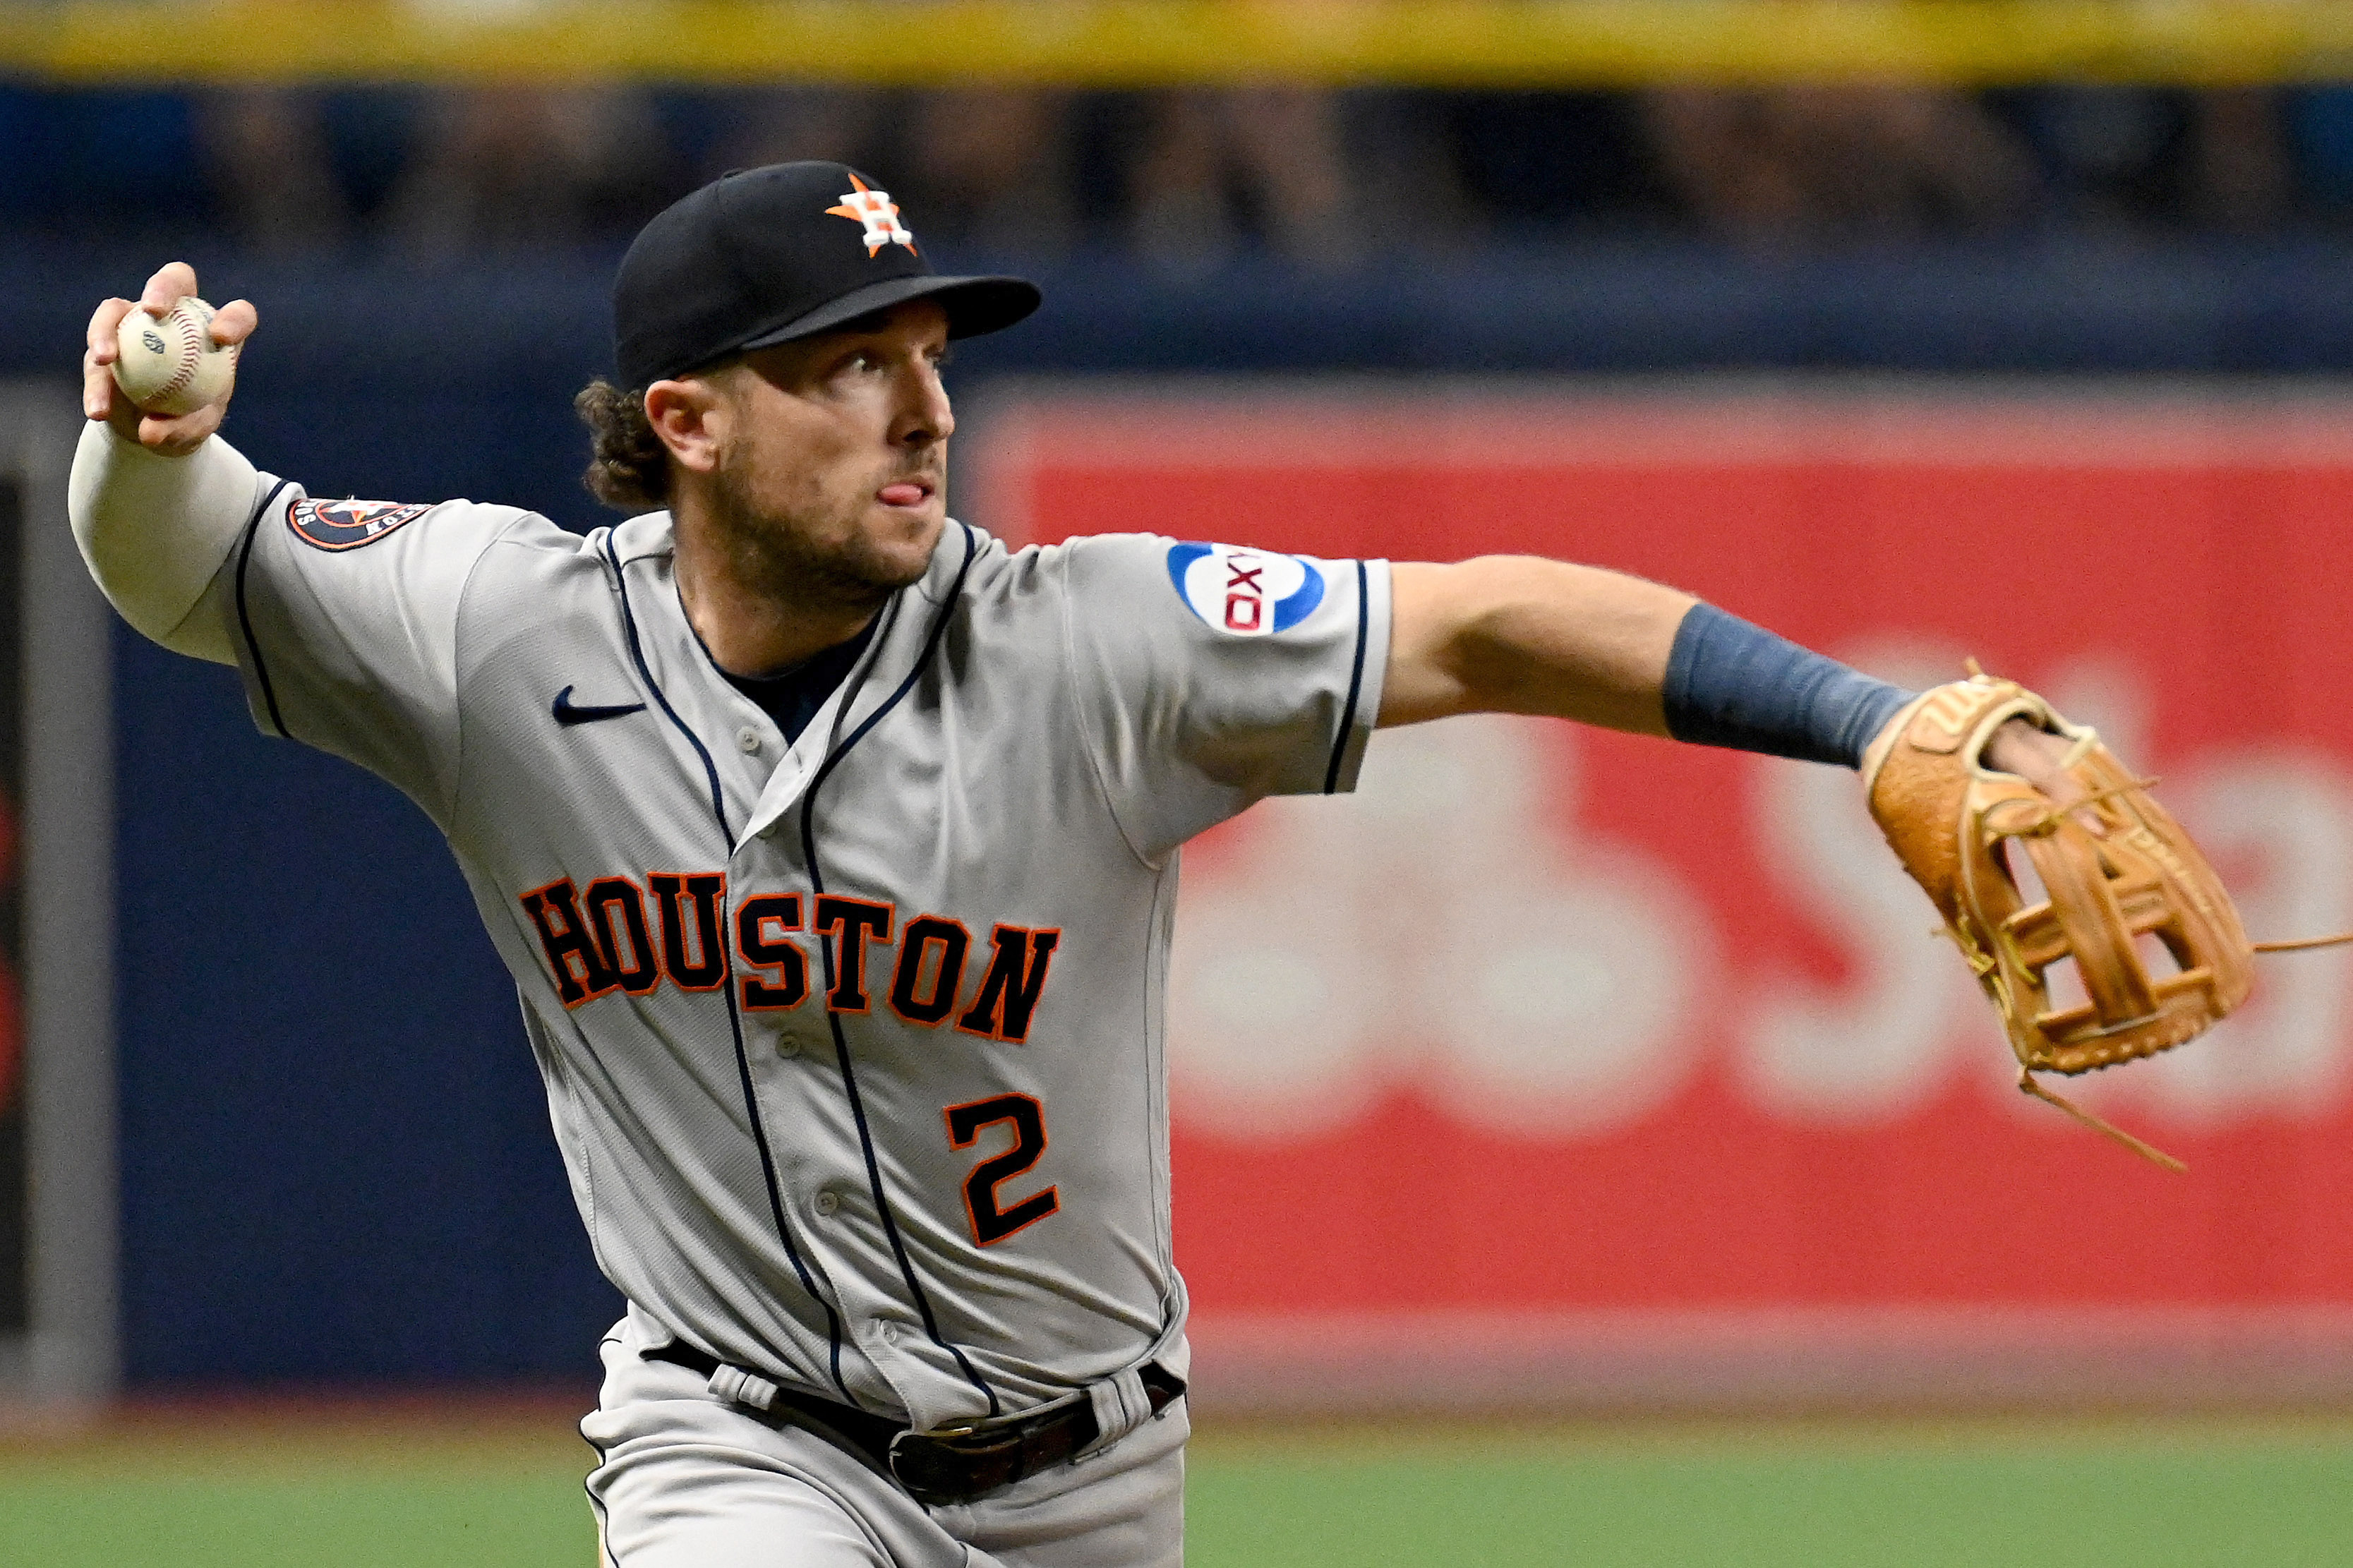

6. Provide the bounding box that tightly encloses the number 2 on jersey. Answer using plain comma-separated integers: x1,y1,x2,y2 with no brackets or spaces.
944,1094,1059,1246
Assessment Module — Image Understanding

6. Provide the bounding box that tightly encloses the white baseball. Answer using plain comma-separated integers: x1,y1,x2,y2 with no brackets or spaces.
111,296,239,416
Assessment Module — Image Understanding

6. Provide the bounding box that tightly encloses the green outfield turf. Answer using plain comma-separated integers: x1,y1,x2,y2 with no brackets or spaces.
2,1406,2349,1566
1186,1416,2353,1567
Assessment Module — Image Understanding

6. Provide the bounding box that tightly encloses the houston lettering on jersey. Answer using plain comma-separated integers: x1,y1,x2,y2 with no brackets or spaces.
519,875,1061,1040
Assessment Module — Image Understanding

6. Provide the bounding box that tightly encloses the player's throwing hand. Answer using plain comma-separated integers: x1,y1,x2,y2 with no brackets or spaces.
82,261,256,457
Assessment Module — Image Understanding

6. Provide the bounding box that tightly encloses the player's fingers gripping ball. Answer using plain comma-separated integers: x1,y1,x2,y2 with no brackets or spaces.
111,296,238,416
1863,667,2258,1166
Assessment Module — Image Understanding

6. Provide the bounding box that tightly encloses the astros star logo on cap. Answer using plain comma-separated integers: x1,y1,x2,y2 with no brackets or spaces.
826,174,917,258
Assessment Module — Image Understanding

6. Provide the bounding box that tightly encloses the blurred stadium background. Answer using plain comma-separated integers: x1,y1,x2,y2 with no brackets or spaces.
11,2,2353,1563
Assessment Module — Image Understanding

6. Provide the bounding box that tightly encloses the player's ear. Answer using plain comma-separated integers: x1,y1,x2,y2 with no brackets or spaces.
644,375,729,476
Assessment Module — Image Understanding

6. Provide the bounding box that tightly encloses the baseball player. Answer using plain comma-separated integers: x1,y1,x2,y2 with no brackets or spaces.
71,162,2076,1566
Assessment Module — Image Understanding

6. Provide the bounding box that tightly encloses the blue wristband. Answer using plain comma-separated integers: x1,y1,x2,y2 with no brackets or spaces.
1662,603,1914,769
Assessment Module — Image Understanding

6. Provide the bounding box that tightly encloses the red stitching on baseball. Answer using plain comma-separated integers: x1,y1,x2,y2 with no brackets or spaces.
157,304,204,398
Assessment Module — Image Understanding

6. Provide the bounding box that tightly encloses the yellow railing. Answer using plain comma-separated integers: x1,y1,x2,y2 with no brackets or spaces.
8,1,2353,87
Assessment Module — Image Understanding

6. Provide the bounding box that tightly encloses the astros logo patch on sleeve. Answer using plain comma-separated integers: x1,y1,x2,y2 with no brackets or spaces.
289,497,431,552
1165,542,1327,637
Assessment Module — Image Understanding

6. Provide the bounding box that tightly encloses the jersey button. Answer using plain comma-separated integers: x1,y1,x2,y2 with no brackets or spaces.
736,726,762,754
812,1189,841,1217
774,1037,800,1060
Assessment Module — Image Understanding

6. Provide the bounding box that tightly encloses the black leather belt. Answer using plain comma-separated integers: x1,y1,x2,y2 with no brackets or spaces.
644,1341,1184,1507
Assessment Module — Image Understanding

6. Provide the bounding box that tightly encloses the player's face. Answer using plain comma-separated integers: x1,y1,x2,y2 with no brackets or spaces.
714,300,954,603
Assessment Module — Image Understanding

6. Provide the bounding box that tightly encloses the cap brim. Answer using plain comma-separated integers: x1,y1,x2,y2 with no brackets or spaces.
736,273,1041,356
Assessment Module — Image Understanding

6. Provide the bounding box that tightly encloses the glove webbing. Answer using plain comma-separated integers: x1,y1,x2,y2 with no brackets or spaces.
2009,932,2353,1174
1970,759,2353,1173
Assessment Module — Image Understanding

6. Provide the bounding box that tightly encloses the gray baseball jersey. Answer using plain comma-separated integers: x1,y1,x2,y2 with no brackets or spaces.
212,480,1390,1433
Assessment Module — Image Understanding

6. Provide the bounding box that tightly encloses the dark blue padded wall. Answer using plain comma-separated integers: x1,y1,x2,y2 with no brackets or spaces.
16,234,2353,1384
107,310,627,1384
115,638,613,1382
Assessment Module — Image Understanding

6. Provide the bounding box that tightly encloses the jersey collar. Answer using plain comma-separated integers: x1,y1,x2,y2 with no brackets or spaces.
602,512,989,852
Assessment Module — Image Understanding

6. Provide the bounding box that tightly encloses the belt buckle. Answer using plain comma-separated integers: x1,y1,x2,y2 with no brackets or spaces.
888,1422,1027,1508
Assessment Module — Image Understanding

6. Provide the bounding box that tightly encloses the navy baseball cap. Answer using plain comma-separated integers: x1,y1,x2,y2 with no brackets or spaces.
612,162,1041,390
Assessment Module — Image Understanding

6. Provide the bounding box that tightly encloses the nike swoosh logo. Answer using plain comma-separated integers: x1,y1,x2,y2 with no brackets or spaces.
552,685,647,727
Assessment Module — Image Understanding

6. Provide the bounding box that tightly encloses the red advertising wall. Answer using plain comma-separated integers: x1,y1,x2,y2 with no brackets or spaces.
974,387,2353,1382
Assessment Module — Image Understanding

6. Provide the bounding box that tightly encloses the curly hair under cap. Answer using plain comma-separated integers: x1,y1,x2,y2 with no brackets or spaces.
574,378,670,513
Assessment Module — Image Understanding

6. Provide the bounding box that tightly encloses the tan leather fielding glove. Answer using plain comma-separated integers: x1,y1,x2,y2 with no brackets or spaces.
1863,669,2255,1169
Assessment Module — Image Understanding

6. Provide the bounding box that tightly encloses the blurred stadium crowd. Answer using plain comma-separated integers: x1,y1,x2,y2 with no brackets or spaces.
18,78,2353,257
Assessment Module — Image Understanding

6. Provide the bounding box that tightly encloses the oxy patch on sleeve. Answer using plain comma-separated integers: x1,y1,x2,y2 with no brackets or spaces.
289,497,432,552
1165,541,1326,637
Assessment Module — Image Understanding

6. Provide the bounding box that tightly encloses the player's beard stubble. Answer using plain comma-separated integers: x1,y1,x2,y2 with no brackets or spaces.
706,427,943,620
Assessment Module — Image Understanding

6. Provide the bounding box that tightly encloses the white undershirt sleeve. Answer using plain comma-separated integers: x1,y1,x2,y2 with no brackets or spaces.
66,421,266,666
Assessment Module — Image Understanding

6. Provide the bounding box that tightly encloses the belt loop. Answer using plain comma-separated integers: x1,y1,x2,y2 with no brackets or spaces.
709,1361,781,1413
1078,1365,1150,1459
